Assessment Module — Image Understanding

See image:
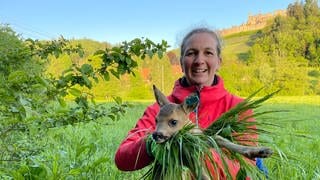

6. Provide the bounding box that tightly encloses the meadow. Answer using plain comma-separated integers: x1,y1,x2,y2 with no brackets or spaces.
32,96,320,179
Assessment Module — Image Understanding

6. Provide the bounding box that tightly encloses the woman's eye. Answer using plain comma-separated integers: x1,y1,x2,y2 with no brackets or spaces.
186,51,195,56
169,119,177,127
205,51,214,56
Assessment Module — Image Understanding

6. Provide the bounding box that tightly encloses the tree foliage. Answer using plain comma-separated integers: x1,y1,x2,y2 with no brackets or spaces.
0,24,169,178
249,0,320,66
245,0,320,95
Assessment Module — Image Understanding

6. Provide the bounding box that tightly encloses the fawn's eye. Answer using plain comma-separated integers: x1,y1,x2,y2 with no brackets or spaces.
168,119,178,127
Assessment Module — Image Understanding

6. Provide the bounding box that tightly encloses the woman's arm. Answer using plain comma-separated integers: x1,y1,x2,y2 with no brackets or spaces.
114,103,159,171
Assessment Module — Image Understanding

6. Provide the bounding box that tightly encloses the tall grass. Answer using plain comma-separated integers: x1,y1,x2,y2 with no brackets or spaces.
105,97,320,179
259,102,320,179
42,102,151,179
6,97,317,179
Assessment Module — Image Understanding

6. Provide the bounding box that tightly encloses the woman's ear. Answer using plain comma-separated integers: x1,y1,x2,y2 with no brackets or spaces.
180,58,184,73
217,57,222,70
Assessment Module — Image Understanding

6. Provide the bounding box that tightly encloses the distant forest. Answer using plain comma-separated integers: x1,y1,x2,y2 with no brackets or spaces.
43,0,320,100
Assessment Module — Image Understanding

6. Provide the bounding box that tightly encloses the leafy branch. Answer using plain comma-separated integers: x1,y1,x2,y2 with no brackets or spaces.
0,24,169,176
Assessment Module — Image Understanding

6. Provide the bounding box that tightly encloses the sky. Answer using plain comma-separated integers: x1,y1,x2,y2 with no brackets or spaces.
1,0,295,48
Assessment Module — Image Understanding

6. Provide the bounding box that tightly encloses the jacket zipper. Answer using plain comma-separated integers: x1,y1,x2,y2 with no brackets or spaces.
194,87,202,128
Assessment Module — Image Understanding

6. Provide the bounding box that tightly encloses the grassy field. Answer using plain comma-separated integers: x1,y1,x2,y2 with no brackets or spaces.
258,102,320,179
222,30,256,60
35,96,319,179
116,99,320,179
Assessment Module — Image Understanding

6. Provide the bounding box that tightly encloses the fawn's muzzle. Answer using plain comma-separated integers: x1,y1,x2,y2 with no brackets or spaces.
152,132,168,143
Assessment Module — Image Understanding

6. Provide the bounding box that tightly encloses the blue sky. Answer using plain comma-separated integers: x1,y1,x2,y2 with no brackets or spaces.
1,0,295,48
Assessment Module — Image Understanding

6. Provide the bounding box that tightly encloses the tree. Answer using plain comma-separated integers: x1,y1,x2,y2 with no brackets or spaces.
304,0,319,18
249,0,320,67
287,1,305,21
0,25,169,178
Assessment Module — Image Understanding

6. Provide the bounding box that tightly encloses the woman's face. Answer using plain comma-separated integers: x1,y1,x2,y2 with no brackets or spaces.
181,32,221,88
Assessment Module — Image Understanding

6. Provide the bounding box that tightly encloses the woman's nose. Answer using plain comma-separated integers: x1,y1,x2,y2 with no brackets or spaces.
194,53,205,64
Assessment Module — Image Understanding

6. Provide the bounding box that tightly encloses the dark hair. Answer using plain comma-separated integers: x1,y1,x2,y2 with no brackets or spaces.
180,27,222,62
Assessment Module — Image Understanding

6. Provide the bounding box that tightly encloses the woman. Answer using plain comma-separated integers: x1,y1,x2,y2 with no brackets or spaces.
115,27,266,179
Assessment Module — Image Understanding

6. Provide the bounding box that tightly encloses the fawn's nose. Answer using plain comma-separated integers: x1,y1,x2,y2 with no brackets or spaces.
152,132,166,143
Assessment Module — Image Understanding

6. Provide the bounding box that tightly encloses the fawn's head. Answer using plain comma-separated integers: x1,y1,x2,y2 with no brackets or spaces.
152,85,199,143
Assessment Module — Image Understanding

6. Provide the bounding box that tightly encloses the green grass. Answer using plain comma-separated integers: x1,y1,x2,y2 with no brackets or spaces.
3,98,318,179
106,98,320,179
258,103,320,179
44,102,151,179
266,96,320,105
222,30,257,57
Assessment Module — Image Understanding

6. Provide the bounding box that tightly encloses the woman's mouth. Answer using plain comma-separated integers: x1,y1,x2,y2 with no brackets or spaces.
192,69,207,73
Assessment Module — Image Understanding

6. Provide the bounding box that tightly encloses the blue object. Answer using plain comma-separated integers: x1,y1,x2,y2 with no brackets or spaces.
256,158,269,177
186,94,199,106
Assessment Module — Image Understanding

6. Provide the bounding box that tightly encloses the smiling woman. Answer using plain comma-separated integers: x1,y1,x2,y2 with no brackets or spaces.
180,28,222,89
114,26,269,179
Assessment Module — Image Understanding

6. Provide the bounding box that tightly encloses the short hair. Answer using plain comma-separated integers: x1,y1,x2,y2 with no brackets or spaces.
180,27,222,63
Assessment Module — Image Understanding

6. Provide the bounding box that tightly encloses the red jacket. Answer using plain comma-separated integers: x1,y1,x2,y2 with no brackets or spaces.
115,76,252,178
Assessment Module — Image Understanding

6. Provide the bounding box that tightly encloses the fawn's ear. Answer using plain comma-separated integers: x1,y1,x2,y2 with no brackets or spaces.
153,85,170,107
181,93,199,114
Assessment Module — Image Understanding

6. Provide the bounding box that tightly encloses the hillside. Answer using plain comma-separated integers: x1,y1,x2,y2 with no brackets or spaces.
44,3,320,99
45,27,319,99
222,30,258,60
219,10,286,36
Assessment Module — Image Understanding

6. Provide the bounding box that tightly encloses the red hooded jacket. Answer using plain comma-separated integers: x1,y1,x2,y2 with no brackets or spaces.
115,76,254,179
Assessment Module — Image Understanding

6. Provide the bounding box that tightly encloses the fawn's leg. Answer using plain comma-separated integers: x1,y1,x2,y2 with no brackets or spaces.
214,135,273,159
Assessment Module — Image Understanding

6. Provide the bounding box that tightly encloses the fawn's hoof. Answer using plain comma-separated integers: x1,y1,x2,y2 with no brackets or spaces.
257,147,273,158
245,147,273,159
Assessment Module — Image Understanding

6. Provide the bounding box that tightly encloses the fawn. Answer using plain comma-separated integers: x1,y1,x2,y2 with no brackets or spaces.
151,85,272,179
